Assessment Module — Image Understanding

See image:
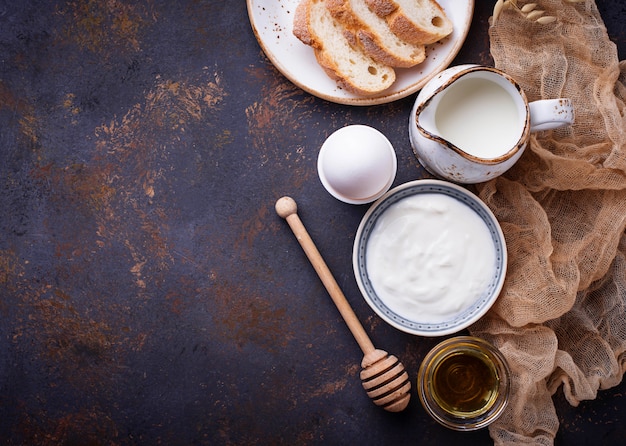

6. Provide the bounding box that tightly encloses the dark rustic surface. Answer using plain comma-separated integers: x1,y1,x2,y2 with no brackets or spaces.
1,1,624,444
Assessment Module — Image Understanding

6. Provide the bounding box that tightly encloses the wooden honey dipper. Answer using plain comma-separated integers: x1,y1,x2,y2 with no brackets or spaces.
275,196,411,412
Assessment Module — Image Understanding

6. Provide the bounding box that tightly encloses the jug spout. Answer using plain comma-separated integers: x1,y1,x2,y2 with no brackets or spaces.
411,64,480,147
415,96,441,139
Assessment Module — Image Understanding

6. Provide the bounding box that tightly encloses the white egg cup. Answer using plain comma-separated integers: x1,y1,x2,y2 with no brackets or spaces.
317,125,397,204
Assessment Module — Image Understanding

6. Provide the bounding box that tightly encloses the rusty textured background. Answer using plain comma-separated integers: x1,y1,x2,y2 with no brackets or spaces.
0,1,624,444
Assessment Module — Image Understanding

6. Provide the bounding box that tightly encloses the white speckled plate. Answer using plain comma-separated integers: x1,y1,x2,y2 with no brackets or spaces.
353,180,507,336
246,0,474,106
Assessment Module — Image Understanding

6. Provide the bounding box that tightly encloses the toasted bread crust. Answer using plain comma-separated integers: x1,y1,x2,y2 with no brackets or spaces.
356,29,425,68
293,0,315,47
388,14,440,45
363,0,397,17
293,0,396,96
365,0,453,45
326,0,425,68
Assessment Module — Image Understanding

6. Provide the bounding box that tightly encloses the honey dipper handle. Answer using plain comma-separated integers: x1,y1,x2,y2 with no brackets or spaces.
276,197,376,355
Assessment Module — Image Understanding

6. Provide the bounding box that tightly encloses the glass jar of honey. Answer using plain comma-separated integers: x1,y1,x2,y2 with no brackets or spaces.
417,336,511,430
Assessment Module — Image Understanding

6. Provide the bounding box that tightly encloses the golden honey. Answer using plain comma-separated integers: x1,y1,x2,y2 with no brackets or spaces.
418,336,510,431
431,349,499,417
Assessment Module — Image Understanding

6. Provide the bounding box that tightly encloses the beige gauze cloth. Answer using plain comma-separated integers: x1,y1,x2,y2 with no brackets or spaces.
468,0,626,444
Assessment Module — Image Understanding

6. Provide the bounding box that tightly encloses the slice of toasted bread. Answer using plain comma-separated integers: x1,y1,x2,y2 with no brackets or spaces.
293,0,396,96
325,0,426,68
365,0,453,45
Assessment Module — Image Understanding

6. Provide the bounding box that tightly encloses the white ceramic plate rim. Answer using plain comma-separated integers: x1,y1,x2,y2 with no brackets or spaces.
247,0,475,106
352,180,507,336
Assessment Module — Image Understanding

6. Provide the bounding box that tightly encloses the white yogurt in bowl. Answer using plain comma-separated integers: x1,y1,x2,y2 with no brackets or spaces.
353,180,507,336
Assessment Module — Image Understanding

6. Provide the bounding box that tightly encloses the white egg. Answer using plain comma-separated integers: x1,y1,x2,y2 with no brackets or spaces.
317,125,397,204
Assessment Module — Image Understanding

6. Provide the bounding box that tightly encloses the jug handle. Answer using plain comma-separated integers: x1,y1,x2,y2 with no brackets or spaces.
528,98,574,132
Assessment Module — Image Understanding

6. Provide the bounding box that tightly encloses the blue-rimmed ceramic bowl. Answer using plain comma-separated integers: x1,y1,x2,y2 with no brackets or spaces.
352,179,507,336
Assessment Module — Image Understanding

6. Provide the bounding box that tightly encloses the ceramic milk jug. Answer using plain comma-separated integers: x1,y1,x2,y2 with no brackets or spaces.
409,64,574,183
